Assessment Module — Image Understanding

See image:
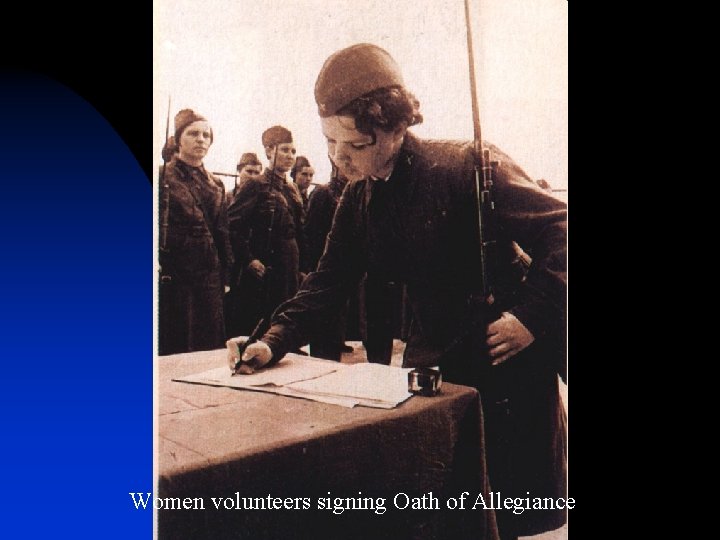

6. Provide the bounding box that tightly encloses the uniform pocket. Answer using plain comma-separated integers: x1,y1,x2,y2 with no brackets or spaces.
168,233,221,279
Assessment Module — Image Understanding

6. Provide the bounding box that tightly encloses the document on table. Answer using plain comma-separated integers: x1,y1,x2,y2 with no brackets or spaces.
173,353,335,387
287,362,413,408
173,354,413,409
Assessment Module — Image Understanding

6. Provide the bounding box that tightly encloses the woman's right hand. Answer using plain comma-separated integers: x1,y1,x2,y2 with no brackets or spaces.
242,341,273,369
247,259,266,279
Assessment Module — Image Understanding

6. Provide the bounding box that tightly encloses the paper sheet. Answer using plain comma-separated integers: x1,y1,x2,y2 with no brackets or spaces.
287,363,413,407
174,354,337,386
172,355,413,409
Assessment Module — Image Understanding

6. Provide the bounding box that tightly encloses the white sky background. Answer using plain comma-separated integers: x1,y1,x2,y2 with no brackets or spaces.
153,0,567,195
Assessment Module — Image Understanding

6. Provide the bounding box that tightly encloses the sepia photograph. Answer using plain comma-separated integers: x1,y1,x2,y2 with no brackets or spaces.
153,1,568,539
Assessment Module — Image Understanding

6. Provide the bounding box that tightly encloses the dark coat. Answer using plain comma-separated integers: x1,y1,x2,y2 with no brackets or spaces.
262,133,568,535
158,157,233,355
226,169,308,336
305,175,348,272
302,175,352,359
299,189,309,214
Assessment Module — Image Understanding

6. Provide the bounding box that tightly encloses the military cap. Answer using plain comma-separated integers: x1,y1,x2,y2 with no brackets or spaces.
314,43,405,117
174,108,212,143
291,155,311,179
261,125,293,148
236,152,262,171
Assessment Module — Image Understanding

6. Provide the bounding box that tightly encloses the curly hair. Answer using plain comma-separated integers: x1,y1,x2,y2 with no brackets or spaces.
336,86,423,140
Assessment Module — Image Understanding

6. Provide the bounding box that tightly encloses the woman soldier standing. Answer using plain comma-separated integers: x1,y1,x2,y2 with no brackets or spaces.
236,44,567,540
159,109,233,355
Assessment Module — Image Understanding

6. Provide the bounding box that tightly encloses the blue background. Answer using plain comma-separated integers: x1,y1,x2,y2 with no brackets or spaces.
0,73,152,536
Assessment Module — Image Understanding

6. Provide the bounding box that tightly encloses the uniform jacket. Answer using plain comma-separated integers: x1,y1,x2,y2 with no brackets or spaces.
263,132,566,371
304,175,348,272
228,168,309,276
226,168,309,335
159,157,233,286
158,157,232,355
260,133,568,535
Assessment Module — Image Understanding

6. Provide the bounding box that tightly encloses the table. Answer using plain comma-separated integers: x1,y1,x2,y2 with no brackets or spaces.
157,349,499,540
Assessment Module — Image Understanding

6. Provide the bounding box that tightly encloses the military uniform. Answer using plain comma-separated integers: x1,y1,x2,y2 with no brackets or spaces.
262,132,568,536
303,175,351,359
226,168,307,336
158,157,233,355
305,175,347,271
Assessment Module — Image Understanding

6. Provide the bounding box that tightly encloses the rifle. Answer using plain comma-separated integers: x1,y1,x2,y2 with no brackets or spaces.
464,0,499,318
159,96,172,284
456,1,566,386
256,145,280,323
465,0,498,305
229,146,280,373
433,0,503,368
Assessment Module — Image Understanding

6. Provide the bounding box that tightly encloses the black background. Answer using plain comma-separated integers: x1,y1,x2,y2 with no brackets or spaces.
3,5,152,180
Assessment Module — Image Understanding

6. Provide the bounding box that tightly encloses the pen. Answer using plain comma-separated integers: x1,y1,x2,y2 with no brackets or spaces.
231,318,268,375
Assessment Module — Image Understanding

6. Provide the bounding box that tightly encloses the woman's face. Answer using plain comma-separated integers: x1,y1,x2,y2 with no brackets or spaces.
239,164,263,183
321,115,404,181
267,143,297,174
295,166,314,191
178,120,212,163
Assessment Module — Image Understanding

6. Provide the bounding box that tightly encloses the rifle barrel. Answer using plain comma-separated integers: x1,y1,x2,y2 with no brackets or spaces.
464,0,484,167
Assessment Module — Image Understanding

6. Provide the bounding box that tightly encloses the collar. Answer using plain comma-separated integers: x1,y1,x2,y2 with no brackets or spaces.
364,132,418,207
173,156,207,180
264,167,287,187
370,169,393,183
